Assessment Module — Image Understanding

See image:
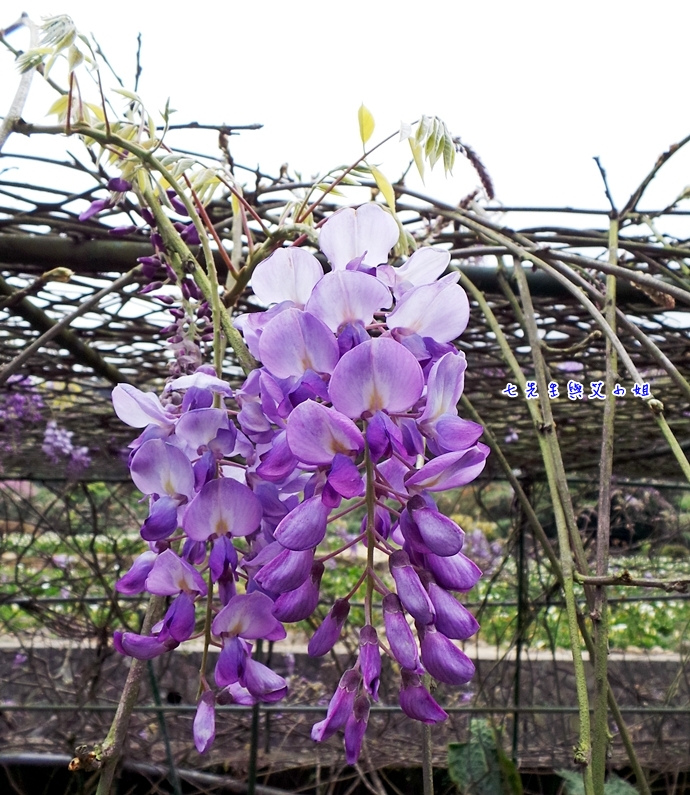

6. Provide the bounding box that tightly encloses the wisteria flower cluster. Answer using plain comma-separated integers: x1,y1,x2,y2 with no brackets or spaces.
112,203,489,762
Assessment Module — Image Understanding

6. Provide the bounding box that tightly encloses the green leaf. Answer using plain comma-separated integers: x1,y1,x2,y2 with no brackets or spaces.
448,720,521,795
443,128,456,175
113,87,143,104
415,114,432,145
556,770,586,795
603,774,638,794
557,770,637,795
370,166,396,213
358,104,375,145
409,138,425,182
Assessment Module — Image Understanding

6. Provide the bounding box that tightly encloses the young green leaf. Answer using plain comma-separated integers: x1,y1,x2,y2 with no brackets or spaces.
358,104,375,146
409,138,425,182
370,166,396,213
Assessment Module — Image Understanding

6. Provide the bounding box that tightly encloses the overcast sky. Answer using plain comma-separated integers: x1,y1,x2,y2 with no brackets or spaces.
3,1,690,216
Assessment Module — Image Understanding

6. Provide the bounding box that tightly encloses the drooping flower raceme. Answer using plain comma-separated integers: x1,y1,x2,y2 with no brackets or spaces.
112,202,488,760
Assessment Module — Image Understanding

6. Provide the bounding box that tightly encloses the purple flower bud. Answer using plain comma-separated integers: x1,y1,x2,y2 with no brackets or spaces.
193,691,216,753
79,198,110,222
166,190,190,216
425,551,482,592
113,630,177,660
311,669,361,742
272,561,324,622
181,223,201,246
107,177,132,192
408,499,464,557
399,669,448,724
274,495,329,551
140,495,179,541
428,583,479,640
254,547,314,594
140,207,155,226
419,624,475,685
358,625,381,701
344,695,370,764
308,599,350,657
116,550,157,594
182,538,207,565
389,550,435,625
109,224,137,236
382,593,421,671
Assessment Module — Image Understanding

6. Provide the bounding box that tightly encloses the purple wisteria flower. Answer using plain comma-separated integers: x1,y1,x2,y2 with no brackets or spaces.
112,201,486,764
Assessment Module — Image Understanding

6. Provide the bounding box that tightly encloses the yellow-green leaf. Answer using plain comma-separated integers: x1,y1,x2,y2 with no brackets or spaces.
358,104,375,146
443,131,456,175
409,138,425,182
47,95,69,118
370,165,396,213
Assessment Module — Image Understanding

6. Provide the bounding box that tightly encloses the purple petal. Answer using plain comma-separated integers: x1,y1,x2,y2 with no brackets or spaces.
183,478,263,542
112,384,174,430
141,495,179,541
358,625,381,701
329,337,424,419
365,410,405,464
327,454,364,498
404,444,489,492
130,439,195,499
387,274,470,342
311,669,361,741
382,593,420,671
419,625,475,685
116,551,157,594
258,308,339,378
162,592,197,642
113,630,177,660
308,599,350,657
344,695,370,765
215,636,247,687
209,535,238,582
399,669,448,724
428,415,484,454
428,584,480,640
286,401,364,466
212,591,286,641
175,408,229,453
108,177,132,192
319,204,399,270
252,247,324,308
168,372,233,395
394,247,450,291
426,551,482,592
273,495,329,551
193,691,216,753
418,351,467,423
272,561,324,622
79,198,110,221
389,550,435,625
254,547,314,593
145,549,208,596
305,270,391,332
241,658,288,702
409,502,464,557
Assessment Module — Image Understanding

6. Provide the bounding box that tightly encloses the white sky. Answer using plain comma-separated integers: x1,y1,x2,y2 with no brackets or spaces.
3,0,690,215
